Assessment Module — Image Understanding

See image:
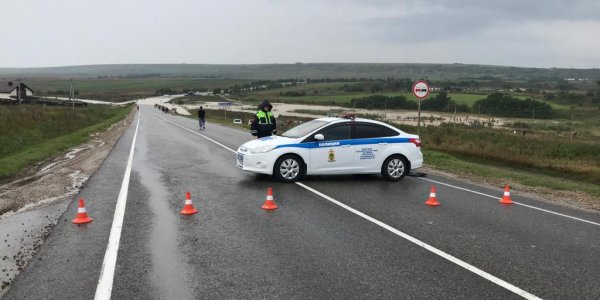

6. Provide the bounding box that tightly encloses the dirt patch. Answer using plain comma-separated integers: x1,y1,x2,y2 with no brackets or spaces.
0,109,135,216
421,166,600,214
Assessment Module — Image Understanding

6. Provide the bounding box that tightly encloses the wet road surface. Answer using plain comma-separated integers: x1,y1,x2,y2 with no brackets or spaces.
4,104,600,299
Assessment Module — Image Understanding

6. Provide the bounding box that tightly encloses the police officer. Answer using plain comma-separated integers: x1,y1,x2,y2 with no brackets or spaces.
251,99,276,138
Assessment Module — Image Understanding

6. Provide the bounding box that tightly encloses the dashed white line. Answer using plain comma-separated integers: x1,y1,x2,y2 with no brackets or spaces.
157,114,542,299
419,178,600,227
94,112,140,300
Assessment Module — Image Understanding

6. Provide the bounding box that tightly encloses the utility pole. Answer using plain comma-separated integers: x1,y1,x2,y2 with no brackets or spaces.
384,100,387,120
70,79,75,111
17,79,22,105
417,99,421,135
570,106,574,141
453,104,457,127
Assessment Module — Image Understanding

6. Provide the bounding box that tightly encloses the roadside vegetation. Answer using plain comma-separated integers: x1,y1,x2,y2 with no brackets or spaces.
8,68,600,201
29,78,250,102
0,104,132,181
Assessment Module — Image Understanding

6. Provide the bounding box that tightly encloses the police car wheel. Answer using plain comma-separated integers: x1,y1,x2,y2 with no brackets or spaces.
382,155,408,181
274,155,304,183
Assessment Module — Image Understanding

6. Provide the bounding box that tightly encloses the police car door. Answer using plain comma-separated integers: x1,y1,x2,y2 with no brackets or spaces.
353,123,393,172
309,123,354,174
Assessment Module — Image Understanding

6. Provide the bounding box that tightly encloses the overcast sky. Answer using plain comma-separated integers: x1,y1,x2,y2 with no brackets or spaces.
2,0,599,68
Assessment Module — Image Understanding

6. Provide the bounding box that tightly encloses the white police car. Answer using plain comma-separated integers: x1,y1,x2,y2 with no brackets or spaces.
236,117,423,182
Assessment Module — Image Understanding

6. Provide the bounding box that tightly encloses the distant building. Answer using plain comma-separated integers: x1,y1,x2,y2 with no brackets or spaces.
0,81,34,100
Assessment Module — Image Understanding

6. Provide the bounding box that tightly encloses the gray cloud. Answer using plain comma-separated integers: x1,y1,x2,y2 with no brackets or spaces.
1,0,599,68
361,0,600,42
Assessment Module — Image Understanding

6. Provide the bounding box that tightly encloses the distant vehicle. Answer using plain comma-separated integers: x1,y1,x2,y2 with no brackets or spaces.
233,119,243,124
236,116,422,182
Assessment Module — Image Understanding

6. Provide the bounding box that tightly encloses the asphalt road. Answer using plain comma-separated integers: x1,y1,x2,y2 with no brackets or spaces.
4,104,600,299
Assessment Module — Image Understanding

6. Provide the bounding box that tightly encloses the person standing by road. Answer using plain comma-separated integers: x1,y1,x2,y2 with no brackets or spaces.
197,106,206,130
250,99,276,138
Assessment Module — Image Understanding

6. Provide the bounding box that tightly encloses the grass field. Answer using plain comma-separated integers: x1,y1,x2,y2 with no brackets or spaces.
27,78,251,102
424,150,600,197
0,104,132,180
3,63,600,81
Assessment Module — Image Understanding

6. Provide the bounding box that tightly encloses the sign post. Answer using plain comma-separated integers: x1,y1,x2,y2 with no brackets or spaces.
412,80,430,135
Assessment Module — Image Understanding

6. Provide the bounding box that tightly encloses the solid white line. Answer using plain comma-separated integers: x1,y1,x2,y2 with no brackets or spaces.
295,182,541,300
158,114,541,299
419,178,600,227
94,113,140,300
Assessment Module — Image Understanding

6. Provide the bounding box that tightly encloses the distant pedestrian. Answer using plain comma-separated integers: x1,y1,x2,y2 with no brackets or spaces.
197,106,206,130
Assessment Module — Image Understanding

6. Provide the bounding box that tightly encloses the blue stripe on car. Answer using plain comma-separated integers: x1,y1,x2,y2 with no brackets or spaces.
274,137,411,149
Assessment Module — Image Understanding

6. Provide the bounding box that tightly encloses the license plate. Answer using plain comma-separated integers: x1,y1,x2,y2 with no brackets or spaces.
237,153,244,166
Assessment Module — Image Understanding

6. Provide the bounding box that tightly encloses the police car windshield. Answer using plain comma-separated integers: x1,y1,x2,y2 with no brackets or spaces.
281,120,329,138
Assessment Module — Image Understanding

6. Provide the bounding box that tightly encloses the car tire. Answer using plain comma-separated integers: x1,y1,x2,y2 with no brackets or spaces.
381,155,408,181
274,154,305,183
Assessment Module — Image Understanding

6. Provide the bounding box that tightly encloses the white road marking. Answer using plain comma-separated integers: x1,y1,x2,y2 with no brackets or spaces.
157,114,542,299
94,112,140,300
156,114,236,153
420,178,600,227
295,182,541,300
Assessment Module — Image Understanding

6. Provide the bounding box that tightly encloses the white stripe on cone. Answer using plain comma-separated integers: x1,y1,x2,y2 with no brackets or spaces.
185,199,192,205
430,193,436,197
504,192,510,196
78,207,86,213
267,195,273,201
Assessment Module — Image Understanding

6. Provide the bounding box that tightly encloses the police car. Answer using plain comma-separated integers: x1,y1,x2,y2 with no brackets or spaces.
236,116,423,183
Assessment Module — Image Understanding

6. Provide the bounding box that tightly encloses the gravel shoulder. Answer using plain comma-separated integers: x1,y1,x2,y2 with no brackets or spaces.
0,108,134,295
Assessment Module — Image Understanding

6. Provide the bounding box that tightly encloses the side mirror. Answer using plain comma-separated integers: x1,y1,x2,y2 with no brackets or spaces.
314,134,324,141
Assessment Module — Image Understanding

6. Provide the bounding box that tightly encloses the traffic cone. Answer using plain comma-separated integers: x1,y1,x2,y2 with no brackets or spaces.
180,191,198,215
261,187,278,210
500,185,513,205
72,198,93,224
424,186,441,207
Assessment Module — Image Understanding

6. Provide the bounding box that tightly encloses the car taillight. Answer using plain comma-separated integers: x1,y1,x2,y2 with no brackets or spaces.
409,138,421,147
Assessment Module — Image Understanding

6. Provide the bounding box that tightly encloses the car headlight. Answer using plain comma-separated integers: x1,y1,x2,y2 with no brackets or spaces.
249,145,277,154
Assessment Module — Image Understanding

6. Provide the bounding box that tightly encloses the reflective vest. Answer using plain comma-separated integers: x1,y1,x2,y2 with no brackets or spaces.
256,111,274,124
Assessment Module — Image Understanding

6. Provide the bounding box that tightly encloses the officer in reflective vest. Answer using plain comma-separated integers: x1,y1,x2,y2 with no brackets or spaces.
251,99,277,138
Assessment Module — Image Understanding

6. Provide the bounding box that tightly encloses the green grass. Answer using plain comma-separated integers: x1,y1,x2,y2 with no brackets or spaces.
242,90,533,107
424,150,600,197
28,78,251,102
0,104,132,179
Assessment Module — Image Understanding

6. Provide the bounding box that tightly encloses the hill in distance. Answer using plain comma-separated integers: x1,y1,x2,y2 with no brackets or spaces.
1,63,599,81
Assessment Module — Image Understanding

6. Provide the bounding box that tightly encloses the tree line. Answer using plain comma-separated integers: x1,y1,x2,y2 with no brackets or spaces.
350,92,555,118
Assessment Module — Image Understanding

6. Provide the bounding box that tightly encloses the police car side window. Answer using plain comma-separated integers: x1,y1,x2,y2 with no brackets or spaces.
355,124,382,139
380,126,399,137
355,124,399,139
320,125,351,141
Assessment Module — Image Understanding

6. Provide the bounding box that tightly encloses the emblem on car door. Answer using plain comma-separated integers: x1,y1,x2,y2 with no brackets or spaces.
328,149,336,162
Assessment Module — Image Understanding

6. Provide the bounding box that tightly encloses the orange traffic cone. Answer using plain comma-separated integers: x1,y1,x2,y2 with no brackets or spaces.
72,198,93,224
500,185,513,205
261,187,278,210
180,191,198,215
424,186,441,206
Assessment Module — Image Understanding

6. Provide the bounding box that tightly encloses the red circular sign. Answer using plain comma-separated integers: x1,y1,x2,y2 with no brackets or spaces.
412,80,430,99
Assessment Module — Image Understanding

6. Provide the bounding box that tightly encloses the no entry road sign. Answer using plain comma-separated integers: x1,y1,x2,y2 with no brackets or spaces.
412,80,430,99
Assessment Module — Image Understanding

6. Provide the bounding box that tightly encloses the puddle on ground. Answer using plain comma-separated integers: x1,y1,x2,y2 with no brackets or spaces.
133,131,193,300
0,198,68,297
